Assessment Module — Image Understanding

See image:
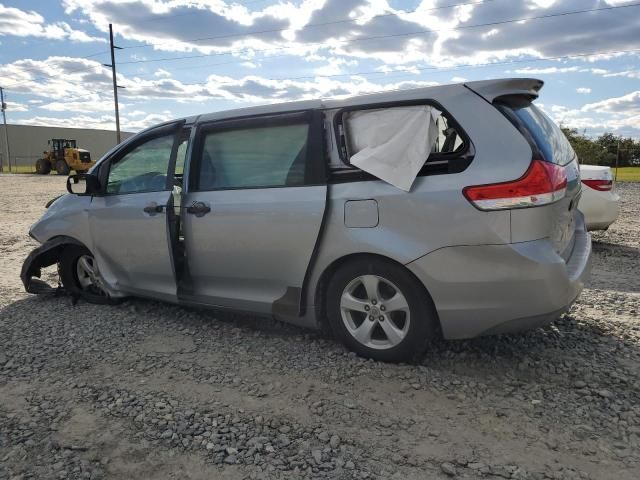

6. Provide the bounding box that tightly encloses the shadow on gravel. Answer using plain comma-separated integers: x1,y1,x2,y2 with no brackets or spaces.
592,241,640,258
2,294,638,383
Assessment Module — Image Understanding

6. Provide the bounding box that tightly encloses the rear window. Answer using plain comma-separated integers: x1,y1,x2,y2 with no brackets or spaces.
498,102,576,166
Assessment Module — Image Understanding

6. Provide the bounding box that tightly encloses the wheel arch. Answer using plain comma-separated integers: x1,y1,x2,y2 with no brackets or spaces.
313,252,441,332
20,235,89,293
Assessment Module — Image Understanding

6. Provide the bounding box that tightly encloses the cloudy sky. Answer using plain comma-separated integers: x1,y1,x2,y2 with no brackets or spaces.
1,0,639,136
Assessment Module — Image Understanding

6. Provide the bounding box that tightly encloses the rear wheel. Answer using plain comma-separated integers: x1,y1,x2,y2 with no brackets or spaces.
55,159,70,175
35,159,51,174
59,245,118,304
326,257,439,362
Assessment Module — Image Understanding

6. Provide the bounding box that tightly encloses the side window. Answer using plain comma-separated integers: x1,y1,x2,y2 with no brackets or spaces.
338,105,465,161
434,114,464,154
197,122,309,190
332,102,471,180
107,134,175,194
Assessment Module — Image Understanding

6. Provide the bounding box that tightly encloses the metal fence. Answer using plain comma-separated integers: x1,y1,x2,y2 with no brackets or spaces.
0,154,41,173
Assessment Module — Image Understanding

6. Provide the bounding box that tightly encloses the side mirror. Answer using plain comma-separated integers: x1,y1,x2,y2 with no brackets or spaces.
67,173,101,196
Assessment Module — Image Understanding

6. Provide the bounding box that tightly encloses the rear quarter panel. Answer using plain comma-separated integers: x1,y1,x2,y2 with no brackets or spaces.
302,85,535,325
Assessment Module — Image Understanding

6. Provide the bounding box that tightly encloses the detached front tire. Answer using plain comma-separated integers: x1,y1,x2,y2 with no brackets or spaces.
58,245,117,304
326,257,439,363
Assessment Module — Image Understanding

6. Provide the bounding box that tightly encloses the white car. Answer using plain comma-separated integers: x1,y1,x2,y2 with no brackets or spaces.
578,165,620,231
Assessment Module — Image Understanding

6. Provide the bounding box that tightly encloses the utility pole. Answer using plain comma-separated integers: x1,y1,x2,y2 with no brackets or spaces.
0,87,10,173
615,140,620,182
105,24,123,144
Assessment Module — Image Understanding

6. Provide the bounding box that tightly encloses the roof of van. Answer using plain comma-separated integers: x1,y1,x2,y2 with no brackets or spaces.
176,77,542,125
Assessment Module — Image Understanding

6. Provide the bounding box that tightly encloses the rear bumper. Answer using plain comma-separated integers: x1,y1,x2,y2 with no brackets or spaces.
407,226,591,340
579,190,620,231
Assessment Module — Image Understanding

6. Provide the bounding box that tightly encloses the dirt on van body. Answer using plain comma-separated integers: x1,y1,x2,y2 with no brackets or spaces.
0,174,638,480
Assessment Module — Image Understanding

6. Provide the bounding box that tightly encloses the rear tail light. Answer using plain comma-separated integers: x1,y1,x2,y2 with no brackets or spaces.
463,160,567,210
582,179,612,191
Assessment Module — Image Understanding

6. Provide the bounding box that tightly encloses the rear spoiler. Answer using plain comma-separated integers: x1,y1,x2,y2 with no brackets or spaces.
464,78,544,103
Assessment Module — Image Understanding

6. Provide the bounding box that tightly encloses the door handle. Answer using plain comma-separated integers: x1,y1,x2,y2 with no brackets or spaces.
143,202,165,216
186,201,211,217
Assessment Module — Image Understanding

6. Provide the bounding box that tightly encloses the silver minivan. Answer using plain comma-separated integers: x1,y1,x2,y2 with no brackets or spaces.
22,78,591,362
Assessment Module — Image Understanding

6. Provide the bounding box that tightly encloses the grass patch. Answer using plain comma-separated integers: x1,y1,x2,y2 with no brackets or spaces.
613,167,640,182
6,165,38,174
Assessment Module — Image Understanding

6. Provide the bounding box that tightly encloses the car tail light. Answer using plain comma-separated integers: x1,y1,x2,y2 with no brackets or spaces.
582,179,612,191
463,160,567,210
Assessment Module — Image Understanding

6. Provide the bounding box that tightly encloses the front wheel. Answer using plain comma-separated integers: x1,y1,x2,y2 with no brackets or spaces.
55,159,70,175
326,258,439,362
58,245,118,304
35,159,51,174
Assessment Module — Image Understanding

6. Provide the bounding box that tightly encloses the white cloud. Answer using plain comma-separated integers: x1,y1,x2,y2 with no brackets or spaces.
582,90,640,115
313,57,358,76
15,112,171,132
153,68,172,78
547,90,640,137
576,87,591,94
0,4,105,43
59,0,640,68
603,70,640,79
513,66,579,74
0,56,113,100
3,101,29,112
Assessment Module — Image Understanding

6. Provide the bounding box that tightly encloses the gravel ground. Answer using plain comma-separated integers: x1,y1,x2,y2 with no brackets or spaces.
0,174,638,480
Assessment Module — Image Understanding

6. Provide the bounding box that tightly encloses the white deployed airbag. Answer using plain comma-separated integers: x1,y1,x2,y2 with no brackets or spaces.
345,106,441,191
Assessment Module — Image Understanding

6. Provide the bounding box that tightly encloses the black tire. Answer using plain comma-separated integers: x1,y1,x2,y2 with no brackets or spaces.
326,257,439,363
35,159,51,175
58,245,118,305
56,159,70,175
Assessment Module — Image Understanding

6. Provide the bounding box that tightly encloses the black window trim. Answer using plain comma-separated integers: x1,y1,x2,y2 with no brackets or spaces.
331,99,474,181
97,120,186,196
189,109,326,193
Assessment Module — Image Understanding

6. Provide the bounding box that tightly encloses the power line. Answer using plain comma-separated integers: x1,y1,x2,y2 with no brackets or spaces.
4,45,638,117
276,48,640,81
0,63,110,90
1,3,640,95
3,1,637,86
114,2,640,69
119,0,495,50
116,47,640,92
127,0,281,27
0,49,109,82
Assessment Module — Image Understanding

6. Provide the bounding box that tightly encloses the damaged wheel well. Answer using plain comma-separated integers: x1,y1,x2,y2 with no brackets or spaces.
21,236,88,294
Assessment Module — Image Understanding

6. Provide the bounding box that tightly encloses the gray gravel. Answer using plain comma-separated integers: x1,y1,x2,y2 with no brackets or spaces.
1,175,638,480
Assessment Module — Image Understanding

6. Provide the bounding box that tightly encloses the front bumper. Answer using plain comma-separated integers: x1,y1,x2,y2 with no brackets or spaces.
407,228,592,340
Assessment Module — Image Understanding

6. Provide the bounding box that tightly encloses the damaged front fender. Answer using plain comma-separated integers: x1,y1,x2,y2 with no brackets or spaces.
21,237,83,294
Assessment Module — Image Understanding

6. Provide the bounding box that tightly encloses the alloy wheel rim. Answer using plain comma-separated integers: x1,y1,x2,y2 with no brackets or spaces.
340,274,410,350
75,254,107,296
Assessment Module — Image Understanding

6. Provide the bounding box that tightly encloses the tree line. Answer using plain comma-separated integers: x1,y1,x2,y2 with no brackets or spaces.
561,128,640,167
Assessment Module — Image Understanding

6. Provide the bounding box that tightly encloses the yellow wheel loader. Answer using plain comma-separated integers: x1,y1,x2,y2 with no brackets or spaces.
35,139,95,175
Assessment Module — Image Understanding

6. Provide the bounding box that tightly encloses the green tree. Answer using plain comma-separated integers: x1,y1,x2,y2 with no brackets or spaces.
561,127,611,165
560,128,640,167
